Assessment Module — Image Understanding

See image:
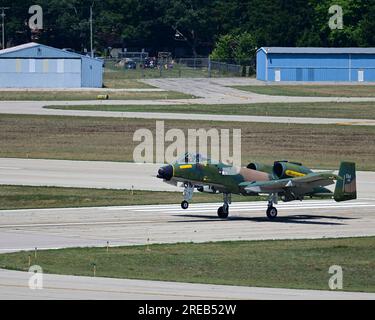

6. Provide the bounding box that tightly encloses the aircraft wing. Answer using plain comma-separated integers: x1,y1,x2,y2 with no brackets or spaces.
239,172,341,194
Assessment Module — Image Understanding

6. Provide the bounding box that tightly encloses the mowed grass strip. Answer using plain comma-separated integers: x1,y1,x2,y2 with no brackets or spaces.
0,90,194,101
0,185,262,210
47,101,375,120
103,69,155,89
0,238,374,292
0,114,375,170
232,85,375,97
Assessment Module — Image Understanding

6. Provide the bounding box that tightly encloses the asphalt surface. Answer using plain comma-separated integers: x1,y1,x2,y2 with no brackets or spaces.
1,269,374,300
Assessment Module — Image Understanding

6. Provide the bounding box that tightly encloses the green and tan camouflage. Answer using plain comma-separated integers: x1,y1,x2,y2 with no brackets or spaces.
334,162,357,202
157,153,357,220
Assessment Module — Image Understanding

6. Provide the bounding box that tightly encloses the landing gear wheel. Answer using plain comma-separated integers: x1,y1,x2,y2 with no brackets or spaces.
217,205,229,219
266,206,278,220
181,201,189,210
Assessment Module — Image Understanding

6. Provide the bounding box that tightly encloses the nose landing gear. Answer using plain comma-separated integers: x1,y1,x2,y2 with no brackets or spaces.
181,183,194,210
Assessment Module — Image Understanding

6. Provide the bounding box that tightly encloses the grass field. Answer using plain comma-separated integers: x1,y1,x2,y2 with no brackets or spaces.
0,90,194,101
1,114,374,170
0,185,262,210
232,85,375,97
103,69,155,89
47,101,375,120
1,237,374,292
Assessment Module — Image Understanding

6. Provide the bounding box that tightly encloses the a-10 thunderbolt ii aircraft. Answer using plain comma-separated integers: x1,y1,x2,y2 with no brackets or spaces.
157,153,357,220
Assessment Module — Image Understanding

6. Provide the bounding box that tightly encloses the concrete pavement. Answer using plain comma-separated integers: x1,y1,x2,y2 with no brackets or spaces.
1,200,375,299
0,155,374,300
1,78,375,125
142,78,375,104
0,158,172,191
1,200,375,253
0,158,374,199
2,101,375,125
1,269,374,300
0,88,166,92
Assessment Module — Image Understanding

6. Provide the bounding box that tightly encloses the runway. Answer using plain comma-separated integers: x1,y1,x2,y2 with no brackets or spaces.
0,158,374,198
1,200,375,299
0,158,374,299
1,200,375,253
0,158,173,191
1,269,374,300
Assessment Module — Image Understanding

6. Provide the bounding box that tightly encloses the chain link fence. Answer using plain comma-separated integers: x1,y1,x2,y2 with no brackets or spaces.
104,57,255,79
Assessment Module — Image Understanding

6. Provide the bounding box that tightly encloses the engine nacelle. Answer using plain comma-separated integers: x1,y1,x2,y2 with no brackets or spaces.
197,186,218,194
273,161,312,179
247,162,273,174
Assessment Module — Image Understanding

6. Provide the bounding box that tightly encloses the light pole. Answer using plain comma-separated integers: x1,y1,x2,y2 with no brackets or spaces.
90,1,95,58
1,7,9,50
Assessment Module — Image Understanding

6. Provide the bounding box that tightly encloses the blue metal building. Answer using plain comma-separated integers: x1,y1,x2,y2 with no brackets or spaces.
0,42,103,88
256,47,375,82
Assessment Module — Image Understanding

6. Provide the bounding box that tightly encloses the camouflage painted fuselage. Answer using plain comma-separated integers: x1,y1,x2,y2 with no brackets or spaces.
171,161,334,199
172,162,270,194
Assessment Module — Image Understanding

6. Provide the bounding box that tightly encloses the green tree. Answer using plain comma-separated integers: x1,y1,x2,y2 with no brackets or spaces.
303,0,372,47
162,0,221,57
1,0,375,56
211,32,256,64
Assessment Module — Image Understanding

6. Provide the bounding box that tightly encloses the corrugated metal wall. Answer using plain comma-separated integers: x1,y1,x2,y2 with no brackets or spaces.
81,56,103,88
0,58,81,88
256,50,267,81
257,50,375,82
0,44,103,88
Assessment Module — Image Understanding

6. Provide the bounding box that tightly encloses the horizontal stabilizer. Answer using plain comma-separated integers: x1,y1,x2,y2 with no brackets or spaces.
239,172,339,194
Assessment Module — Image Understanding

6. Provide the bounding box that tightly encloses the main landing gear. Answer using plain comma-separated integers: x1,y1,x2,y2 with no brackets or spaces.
181,183,194,210
217,193,231,219
266,193,278,220
180,186,278,220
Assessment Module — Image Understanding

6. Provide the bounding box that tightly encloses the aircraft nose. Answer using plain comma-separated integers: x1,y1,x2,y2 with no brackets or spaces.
157,165,173,181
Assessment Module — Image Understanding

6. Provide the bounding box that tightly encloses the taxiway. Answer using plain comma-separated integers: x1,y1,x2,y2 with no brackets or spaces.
1,269,374,300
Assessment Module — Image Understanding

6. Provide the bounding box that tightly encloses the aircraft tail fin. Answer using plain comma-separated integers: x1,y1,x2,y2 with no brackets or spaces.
334,162,357,202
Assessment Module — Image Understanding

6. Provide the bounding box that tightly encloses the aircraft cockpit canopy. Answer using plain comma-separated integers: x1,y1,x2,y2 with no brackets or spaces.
173,153,211,164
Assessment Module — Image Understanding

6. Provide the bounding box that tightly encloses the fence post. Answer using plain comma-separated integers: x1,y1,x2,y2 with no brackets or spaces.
141,56,145,78
208,57,211,78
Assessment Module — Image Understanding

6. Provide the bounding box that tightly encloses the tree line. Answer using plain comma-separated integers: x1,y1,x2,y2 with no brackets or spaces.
1,0,375,59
